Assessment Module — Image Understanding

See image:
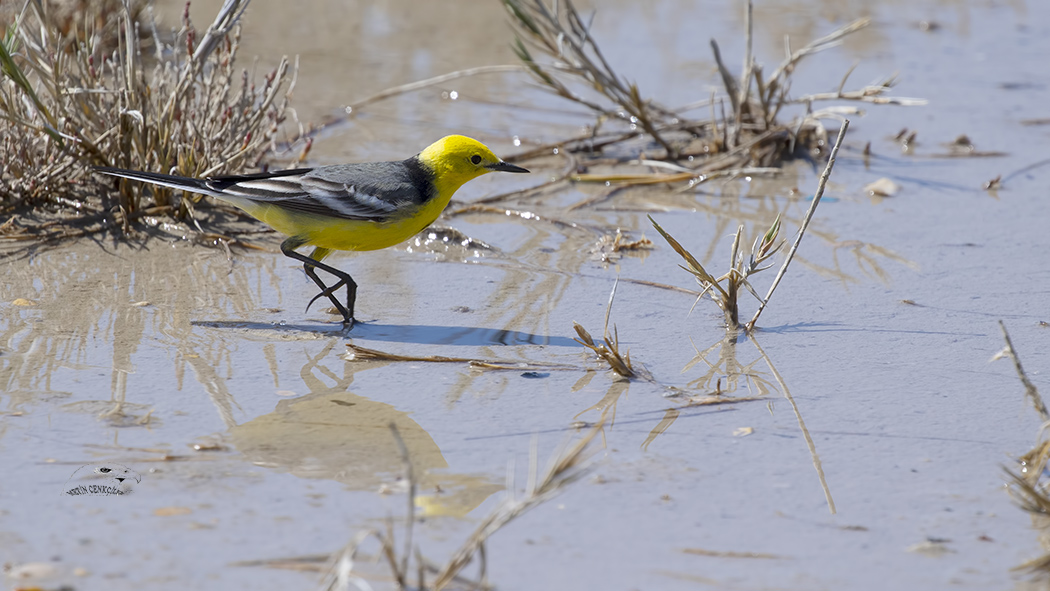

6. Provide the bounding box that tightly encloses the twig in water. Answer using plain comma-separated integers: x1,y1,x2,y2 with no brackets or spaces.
992,320,1049,422
390,424,415,587
344,65,525,115
343,343,576,372
745,118,849,331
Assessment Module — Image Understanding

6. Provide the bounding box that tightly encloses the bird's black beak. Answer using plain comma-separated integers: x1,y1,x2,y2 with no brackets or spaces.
486,161,529,173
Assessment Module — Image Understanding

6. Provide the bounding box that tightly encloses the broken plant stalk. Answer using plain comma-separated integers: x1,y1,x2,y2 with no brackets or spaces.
745,118,849,331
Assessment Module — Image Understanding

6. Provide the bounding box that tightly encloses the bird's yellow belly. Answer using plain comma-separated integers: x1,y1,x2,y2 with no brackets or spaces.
239,198,448,252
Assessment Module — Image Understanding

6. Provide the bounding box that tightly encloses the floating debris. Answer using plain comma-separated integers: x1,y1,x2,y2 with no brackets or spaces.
864,178,902,197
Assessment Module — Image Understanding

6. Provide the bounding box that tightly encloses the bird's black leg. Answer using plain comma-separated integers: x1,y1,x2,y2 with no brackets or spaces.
305,275,356,314
302,265,347,316
280,238,357,326
303,264,358,323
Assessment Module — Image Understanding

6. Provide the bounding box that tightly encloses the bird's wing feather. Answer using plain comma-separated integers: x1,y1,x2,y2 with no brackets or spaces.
96,161,427,222
210,162,422,222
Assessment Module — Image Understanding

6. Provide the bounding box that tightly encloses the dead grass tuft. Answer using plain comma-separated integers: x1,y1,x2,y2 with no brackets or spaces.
997,321,1050,576
573,279,635,378
0,0,294,242
650,212,782,329
503,0,921,175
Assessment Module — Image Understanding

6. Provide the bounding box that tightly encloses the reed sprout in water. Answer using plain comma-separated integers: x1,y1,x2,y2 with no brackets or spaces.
573,279,635,378
650,213,782,330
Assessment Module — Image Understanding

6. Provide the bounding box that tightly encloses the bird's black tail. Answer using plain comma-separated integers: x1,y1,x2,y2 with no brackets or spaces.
93,166,221,197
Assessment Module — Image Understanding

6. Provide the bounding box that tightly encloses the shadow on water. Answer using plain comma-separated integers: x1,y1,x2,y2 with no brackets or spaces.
191,319,578,347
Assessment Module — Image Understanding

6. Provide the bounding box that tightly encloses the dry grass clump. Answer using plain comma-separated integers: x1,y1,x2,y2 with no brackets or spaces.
996,321,1050,576
572,279,638,378
504,0,921,173
650,213,782,329
573,320,633,378
0,0,293,242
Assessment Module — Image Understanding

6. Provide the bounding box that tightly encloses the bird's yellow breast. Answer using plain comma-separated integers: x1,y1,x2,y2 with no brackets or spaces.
241,193,452,252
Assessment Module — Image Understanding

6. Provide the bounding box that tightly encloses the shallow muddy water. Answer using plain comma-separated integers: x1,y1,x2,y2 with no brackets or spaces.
3,0,1050,590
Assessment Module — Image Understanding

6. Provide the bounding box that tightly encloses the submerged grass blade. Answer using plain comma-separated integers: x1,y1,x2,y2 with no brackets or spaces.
648,215,728,300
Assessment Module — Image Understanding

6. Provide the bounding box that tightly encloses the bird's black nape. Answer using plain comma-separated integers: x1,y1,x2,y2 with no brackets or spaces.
280,238,358,328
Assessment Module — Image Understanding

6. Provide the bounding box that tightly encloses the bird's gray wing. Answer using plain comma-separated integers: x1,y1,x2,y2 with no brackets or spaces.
208,161,423,222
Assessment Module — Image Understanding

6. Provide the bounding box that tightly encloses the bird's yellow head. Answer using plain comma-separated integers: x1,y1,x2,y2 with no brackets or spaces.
417,135,528,199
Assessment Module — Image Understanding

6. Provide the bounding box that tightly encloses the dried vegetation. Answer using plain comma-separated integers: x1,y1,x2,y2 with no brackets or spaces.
0,0,294,243
504,0,921,178
650,121,849,331
483,0,914,330
996,322,1050,576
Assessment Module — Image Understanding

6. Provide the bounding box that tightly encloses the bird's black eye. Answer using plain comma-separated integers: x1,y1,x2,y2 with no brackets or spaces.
99,467,111,473
470,154,482,165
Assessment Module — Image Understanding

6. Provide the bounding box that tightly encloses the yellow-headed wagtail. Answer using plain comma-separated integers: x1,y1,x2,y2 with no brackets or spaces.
95,135,529,327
